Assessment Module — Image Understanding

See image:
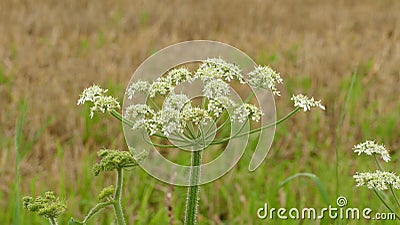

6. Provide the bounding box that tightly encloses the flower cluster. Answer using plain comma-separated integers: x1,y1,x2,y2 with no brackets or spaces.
165,67,193,85
126,80,150,99
248,65,283,96
353,170,400,191
123,59,275,137
77,85,120,118
93,149,139,176
203,78,230,99
232,103,263,123
291,94,325,111
125,104,156,132
22,192,67,219
207,97,235,117
182,107,211,125
98,185,115,200
194,58,244,83
353,140,391,162
78,58,326,139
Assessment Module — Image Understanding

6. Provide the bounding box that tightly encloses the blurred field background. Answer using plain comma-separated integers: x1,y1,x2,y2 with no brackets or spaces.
1,0,400,224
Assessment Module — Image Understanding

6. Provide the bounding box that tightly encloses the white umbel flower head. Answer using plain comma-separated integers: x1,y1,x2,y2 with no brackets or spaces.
160,108,184,136
207,96,236,118
165,67,193,85
353,140,391,162
164,94,191,112
203,78,230,99
353,170,400,190
149,80,174,98
291,94,325,111
182,107,211,125
248,65,283,96
126,80,150,99
77,85,120,118
125,104,155,131
195,58,244,83
232,103,263,123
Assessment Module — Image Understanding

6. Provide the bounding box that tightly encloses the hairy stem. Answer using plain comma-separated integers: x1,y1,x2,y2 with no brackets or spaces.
48,218,58,225
114,168,126,225
81,201,114,223
184,150,202,225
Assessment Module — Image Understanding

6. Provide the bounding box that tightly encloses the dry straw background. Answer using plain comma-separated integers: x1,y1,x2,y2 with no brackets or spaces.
0,0,400,224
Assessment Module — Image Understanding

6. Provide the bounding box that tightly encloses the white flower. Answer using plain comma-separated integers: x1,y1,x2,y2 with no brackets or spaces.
353,140,391,162
126,80,150,99
165,67,193,85
160,108,184,136
353,170,400,190
195,58,244,83
207,96,236,118
77,85,120,118
77,85,106,105
182,107,211,125
232,103,263,123
291,94,325,111
164,94,191,112
157,94,193,136
125,104,155,130
149,80,174,98
248,65,283,96
203,78,230,99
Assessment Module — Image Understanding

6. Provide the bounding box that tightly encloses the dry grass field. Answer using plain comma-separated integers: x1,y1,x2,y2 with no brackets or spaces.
1,0,400,224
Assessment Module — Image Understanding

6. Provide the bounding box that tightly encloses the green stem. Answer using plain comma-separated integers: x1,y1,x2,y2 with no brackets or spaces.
48,218,58,225
184,150,203,225
210,107,300,145
82,201,114,223
113,168,126,225
373,155,400,210
373,189,400,220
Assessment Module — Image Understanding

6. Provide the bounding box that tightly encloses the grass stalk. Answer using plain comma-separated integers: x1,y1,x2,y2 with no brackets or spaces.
335,71,357,198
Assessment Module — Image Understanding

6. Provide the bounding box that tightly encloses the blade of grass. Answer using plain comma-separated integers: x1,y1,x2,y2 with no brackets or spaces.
13,98,27,225
277,173,330,205
335,70,357,197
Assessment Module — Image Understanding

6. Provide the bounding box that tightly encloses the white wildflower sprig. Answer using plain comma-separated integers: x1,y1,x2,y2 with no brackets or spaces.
126,80,150,99
353,140,391,162
291,94,325,111
232,103,263,123
77,85,120,118
203,78,230,99
207,96,236,118
353,170,400,191
125,104,155,131
248,65,283,96
164,93,191,112
182,107,211,125
148,80,174,98
195,58,244,83
165,67,193,85
160,108,184,136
